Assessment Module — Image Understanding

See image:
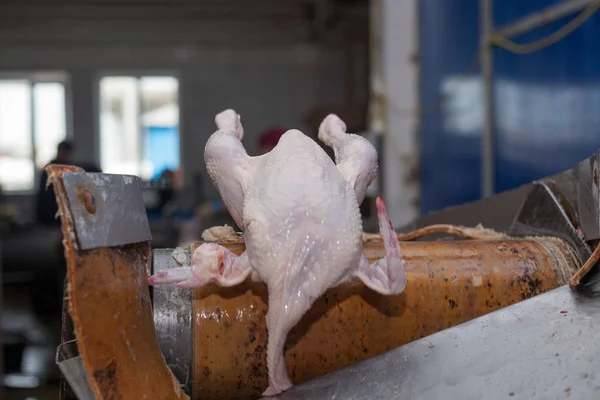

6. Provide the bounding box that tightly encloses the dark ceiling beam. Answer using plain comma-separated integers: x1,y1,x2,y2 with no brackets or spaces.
0,3,367,23
0,0,368,47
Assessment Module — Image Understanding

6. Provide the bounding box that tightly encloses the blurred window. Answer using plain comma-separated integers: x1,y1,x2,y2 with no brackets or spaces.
99,75,180,180
0,73,69,193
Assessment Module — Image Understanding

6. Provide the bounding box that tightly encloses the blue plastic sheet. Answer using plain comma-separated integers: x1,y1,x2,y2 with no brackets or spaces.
419,0,600,213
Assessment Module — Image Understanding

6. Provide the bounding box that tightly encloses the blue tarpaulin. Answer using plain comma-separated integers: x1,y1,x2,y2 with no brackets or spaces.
419,0,600,214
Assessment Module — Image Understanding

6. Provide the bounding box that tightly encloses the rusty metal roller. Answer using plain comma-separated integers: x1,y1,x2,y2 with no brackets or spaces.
152,235,580,400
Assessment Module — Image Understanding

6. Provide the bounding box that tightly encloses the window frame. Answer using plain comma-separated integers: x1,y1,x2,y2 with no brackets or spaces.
95,70,182,181
0,70,73,195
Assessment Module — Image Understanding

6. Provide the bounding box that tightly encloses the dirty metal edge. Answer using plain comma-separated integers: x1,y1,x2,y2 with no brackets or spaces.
61,171,152,250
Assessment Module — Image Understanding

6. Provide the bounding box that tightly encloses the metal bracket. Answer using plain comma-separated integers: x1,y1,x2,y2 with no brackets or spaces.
509,182,591,265
61,172,152,250
51,167,163,400
55,340,95,400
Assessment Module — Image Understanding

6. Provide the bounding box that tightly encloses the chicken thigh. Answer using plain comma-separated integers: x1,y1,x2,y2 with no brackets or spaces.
148,109,407,396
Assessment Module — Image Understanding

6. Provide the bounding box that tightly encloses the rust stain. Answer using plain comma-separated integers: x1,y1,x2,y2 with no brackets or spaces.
92,359,120,399
76,185,97,214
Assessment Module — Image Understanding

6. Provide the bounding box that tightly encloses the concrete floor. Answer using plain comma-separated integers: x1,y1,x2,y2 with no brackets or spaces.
3,282,63,400
5,384,60,400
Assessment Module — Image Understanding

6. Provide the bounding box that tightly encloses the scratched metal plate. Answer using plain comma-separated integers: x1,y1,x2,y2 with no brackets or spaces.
62,172,152,250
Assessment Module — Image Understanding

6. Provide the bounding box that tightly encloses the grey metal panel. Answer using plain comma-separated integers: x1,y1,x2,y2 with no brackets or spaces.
55,340,95,400
509,183,591,266
62,172,152,250
266,285,600,400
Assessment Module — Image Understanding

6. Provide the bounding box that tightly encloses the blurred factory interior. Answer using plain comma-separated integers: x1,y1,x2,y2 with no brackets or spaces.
1,0,600,398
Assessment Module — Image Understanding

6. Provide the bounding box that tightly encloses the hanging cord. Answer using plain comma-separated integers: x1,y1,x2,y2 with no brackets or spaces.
362,223,508,242
490,0,600,55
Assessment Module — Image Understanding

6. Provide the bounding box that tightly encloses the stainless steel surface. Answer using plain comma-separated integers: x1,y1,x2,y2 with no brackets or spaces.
542,149,600,241
62,172,152,250
496,0,595,38
55,340,95,400
509,182,591,265
402,149,600,245
151,248,194,398
480,0,495,198
265,285,600,400
59,279,77,400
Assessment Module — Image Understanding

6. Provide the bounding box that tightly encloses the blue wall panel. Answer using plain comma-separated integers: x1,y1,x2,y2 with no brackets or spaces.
419,0,600,213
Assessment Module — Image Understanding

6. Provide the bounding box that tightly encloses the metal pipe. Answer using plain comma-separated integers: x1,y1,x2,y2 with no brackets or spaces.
153,237,579,399
480,0,495,198
495,0,595,38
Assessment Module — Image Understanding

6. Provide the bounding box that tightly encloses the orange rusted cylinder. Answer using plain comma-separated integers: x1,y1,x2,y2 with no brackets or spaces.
185,238,578,399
